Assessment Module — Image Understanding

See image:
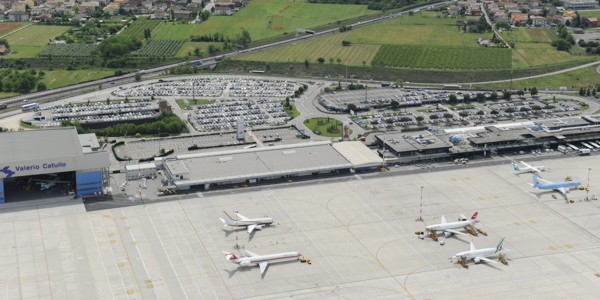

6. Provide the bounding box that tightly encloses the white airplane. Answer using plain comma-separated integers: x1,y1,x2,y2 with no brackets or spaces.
32,179,70,190
531,175,581,199
417,212,486,243
512,161,545,174
219,211,274,234
451,238,509,268
223,250,301,274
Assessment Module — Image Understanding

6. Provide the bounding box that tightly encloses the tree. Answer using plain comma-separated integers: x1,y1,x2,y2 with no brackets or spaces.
489,92,498,100
194,47,201,57
502,91,512,100
476,93,486,102
285,97,290,108
304,59,309,69
135,72,141,81
317,57,325,64
530,87,538,96
463,93,471,102
0,38,9,49
390,100,400,109
415,116,424,123
347,103,357,112
448,94,458,105
517,90,525,96
329,58,334,64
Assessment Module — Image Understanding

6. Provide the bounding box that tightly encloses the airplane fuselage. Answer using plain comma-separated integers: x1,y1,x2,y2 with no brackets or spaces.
536,181,580,191
515,166,545,174
426,220,475,232
234,252,301,266
229,218,273,227
455,248,496,261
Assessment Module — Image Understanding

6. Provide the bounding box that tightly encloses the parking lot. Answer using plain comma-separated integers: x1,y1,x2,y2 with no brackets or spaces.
114,76,298,98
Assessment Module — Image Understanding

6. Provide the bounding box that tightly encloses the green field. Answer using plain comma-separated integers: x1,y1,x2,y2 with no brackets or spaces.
176,41,225,57
42,69,115,89
120,18,162,41
501,28,555,43
0,92,19,99
511,42,595,69
238,13,504,69
5,25,71,46
579,11,600,18
6,45,44,58
473,66,600,90
151,0,376,42
372,44,511,69
237,12,596,72
237,32,380,66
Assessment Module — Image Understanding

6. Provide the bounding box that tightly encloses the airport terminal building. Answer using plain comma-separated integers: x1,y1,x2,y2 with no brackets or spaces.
0,128,110,203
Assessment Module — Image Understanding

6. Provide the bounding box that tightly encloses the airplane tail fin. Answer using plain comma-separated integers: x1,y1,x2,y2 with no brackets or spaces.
532,175,540,188
512,163,520,172
495,237,505,253
222,251,237,260
470,212,478,220
220,212,236,226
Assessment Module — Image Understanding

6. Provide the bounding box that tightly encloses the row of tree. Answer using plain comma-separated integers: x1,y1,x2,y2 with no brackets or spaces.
0,69,46,93
61,112,187,137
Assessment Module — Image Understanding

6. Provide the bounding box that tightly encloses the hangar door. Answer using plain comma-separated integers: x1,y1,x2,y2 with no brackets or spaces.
0,180,4,204
76,171,103,196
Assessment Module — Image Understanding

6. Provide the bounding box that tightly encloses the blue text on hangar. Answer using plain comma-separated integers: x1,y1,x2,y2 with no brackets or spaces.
14,162,68,172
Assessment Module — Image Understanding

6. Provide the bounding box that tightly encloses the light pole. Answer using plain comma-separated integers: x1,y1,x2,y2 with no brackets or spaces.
587,168,591,201
416,186,424,222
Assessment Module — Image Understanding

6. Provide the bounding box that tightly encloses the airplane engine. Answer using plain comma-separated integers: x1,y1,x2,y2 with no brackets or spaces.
255,225,263,230
473,258,481,264
239,261,252,266
444,231,452,238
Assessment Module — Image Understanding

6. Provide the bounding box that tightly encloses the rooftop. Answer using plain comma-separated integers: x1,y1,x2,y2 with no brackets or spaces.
0,127,85,163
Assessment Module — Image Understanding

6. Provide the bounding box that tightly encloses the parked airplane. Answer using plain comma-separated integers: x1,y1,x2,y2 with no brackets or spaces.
32,178,70,190
223,250,301,274
512,161,545,174
451,238,509,268
417,212,486,243
531,175,581,200
219,211,274,234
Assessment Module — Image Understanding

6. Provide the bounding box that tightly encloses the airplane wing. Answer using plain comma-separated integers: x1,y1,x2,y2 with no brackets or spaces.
445,229,468,236
440,215,447,224
245,250,259,257
247,224,257,234
556,187,568,196
235,212,249,221
258,262,269,274
520,161,533,169
477,257,498,264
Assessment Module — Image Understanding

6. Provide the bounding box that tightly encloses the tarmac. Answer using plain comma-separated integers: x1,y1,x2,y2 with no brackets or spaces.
1,155,600,299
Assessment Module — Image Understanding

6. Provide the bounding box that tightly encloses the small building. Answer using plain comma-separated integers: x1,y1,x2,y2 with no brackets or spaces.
511,12,528,26
125,163,157,181
530,16,548,27
0,44,8,55
562,0,598,9
585,17,600,27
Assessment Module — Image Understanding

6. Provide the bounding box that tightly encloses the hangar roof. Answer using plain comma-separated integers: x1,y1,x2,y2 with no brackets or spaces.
0,127,85,163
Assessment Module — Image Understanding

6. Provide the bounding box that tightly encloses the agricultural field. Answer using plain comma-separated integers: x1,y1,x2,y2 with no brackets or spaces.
130,40,184,57
501,28,555,43
372,44,511,69
38,44,98,57
236,32,380,66
176,42,225,58
120,18,162,40
0,23,28,37
6,45,44,58
42,69,115,89
348,13,484,47
5,25,71,46
511,42,595,69
151,0,377,42
579,11,600,18
474,66,600,90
